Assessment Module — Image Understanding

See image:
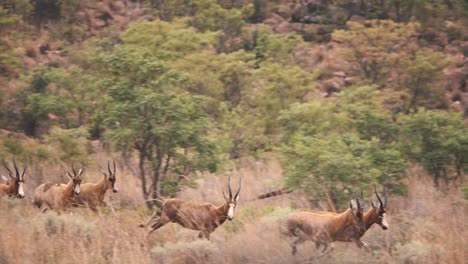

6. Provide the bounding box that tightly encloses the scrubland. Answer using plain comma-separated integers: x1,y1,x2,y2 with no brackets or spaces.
0,154,465,264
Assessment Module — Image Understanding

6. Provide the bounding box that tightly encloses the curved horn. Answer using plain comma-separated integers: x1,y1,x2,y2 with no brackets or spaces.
71,162,77,175
21,163,27,179
355,194,362,210
375,186,384,207
227,174,232,198
108,161,112,175
13,157,20,179
384,186,388,207
113,160,116,175
2,160,14,178
234,175,242,199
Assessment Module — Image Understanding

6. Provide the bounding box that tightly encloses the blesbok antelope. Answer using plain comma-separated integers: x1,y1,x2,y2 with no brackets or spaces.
284,195,366,256
72,161,118,212
328,187,389,246
141,175,241,240
33,165,83,212
0,159,27,199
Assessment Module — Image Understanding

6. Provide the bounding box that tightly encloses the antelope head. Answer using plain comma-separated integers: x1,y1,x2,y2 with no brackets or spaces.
371,186,388,230
222,174,241,221
350,192,366,233
67,164,83,195
101,160,118,193
2,158,27,198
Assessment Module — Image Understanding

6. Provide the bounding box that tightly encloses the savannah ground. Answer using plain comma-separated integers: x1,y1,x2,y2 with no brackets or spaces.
0,153,465,264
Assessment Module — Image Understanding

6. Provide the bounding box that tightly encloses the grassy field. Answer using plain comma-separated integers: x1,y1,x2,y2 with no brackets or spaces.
0,155,465,264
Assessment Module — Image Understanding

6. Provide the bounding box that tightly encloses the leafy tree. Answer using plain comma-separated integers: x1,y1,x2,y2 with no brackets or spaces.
96,45,219,208
120,19,219,61
20,67,71,136
254,63,318,135
253,27,303,66
333,20,455,113
399,109,468,185
191,0,253,52
398,49,453,112
332,20,419,85
278,98,406,209
338,86,399,143
43,66,99,127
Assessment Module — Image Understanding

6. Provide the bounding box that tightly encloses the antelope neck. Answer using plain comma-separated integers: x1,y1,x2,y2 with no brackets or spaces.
65,180,75,196
96,177,110,193
217,202,230,217
363,208,378,230
329,209,354,233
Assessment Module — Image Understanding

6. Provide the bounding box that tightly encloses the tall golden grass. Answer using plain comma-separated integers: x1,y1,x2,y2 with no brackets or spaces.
0,154,465,264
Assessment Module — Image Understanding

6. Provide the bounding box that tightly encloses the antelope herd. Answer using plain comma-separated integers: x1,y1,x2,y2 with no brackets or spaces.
0,158,390,256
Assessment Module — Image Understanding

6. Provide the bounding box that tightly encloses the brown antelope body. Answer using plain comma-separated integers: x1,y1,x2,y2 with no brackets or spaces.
72,161,118,212
141,175,241,240
0,159,27,199
33,166,83,212
284,196,366,255
327,188,389,245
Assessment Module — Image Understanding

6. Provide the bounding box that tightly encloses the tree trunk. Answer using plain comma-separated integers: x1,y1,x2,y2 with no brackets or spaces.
138,150,152,209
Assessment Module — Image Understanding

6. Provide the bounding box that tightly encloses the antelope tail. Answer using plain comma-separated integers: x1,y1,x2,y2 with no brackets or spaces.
257,188,293,200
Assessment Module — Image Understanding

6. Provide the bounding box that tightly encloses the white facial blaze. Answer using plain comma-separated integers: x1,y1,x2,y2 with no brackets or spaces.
74,183,80,194
227,203,235,219
18,182,25,197
381,213,389,228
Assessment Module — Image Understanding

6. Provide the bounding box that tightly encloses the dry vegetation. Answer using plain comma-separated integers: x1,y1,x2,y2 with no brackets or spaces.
0,153,466,264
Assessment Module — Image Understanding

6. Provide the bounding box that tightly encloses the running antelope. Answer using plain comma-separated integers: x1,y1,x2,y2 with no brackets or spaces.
33,165,83,212
0,159,27,199
327,187,389,247
141,175,241,240
72,161,118,212
284,195,366,256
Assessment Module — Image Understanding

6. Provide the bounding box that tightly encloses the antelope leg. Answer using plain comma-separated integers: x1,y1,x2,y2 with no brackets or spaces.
148,216,170,235
140,210,160,228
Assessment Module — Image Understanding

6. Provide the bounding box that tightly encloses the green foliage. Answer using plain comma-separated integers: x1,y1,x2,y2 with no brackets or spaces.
253,64,318,135
43,126,89,163
278,101,348,140
332,20,419,84
0,6,21,27
399,109,468,185
0,39,22,80
338,86,399,142
95,43,220,203
333,20,455,113
253,27,303,65
398,49,454,112
120,19,219,61
1,138,49,162
279,86,407,207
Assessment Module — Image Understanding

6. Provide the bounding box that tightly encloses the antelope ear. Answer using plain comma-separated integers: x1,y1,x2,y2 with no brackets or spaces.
1,174,9,183
78,168,84,176
235,193,240,202
67,172,73,179
101,171,108,178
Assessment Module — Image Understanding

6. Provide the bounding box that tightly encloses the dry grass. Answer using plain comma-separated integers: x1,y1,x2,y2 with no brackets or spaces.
0,154,466,264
